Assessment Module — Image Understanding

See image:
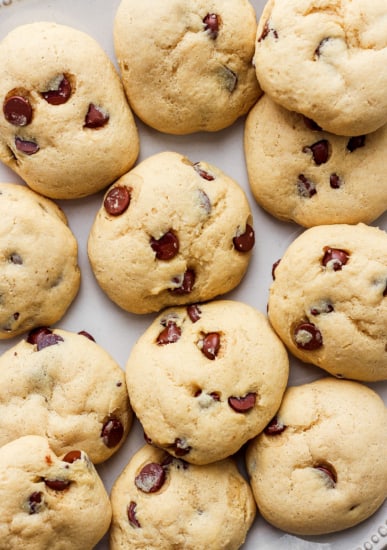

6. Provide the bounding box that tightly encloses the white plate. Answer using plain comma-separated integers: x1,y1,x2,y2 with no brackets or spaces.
0,1,386,549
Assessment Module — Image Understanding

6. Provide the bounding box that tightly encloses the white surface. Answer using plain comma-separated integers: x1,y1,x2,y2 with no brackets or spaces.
0,1,386,549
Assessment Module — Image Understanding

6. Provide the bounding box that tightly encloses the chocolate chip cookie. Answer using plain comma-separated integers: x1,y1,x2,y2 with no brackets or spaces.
0,22,139,199
268,223,387,381
246,378,387,535
110,443,256,549
0,327,132,463
0,183,80,339
244,94,387,227
88,151,255,314
125,300,289,464
114,0,261,134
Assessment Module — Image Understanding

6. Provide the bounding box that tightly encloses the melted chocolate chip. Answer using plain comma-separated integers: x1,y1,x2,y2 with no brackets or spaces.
193,162,215,181
101,417,124,448
310,302,334,316
150,231,179,260
303,139,330,165
62,450,82,463
27,327,64,351
44,478,71,491
170,269,195,295
84,103,109,128
127,501,141,528
347,135,366,152
257,20,278,42
187,304,201,323
272,259,281,280
104,186,131,216
15,137,39,155
3,94,32,126
156,321,182,345
264,416,286,435
199,332,220,360
233,224,255,252
41,75,72,105
322,247,349,271
302,116,322,131
314,463,337,487
135,462,166,493
77,330,95,341
170,438,191,457
315,37,330,57
294,322,323,350
329,173,343,189
297,174,316,198
28,491,43,514
228,392,256,413
203,13,220,39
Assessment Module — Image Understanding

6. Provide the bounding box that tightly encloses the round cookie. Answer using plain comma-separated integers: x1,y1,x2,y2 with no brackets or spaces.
244,94,387,227
246,378,387,535
0,22,139,199
0,183,80,339
268,223,387,381
0,327,132,463
125,300,289,464
253,0,387,136
110,443,256,550
0,435,112,549
88,151,255,314
113,0,261,134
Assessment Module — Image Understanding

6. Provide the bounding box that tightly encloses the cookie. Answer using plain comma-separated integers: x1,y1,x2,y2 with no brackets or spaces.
0,435,112,549
0,22,139,199
0,327,132,463
110,443,256,550
244,94,387,227
268,223,387,381
125,300,289,464
254,0,387,136
0,183,80,339
246,378,387,535
88,151,255,314
113,0,261,134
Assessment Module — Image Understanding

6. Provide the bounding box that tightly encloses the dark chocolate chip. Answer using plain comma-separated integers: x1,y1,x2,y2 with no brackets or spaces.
314,463,337,487
3,94,32,126
303,139,330,165
170,438,191,457
228,392,256,413
127,501,141,528
294,322,323,350
135,462,166,493
170,269,195,295
193,162,215,181
101,417,124,448
347,135,366,152
156,321,182,345
44,478,71,491
322,247,349,271
233,224,255,252
199,332,220,360
302,116,322,131
77,330,95,341
203,13,220,39
62,450,82,463
28,491,43,514
264,416,286,435
329,173,343,189
384,281,387,297
257,20,278,42
84,103,109,128
272,259,281,280
310,302,334,316
297,174,316,198
104,186,131,216
9,253,23,265
27,327,64,351
315,37,330,57
41,75,72,105
15,137,39,155
150,231,179,260
187,304,201,323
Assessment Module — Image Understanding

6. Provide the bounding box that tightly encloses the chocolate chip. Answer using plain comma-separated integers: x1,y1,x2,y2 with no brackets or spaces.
264,416,286,435
135,463,166,493
104,186,131,216
170,438,191,457
62,450,82,463
101,417,124,448
127,501,141,528
156,321,182,345
233,224,255,252
3,94,32,126
228,392,256,413
272,259,281,280
257,20,278,42
150,231,179,260
15,137,39,155
302,116,322,131
303,139,330,165
221,66,238,93
315,37,330,57
28,491,43,514
347,135,366,152
203,13,220,39
314,463,337,487
322,247,349,271
77,330,95,341
187,304,201,323
294,322,323,350
27,327,64,351
44,478,71,491
199,332,220,360
84,103,109,128
193,162,215,181
41,75,72,105
297,174,316,198
9,253,23,265
329,173,343,189
384,281,387,297
170,269,195,295
310,302,334,316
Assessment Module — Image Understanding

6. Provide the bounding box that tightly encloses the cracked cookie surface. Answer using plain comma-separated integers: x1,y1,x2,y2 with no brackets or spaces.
246,378,387,535
268,223,387,381
254,0,387,136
